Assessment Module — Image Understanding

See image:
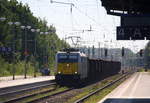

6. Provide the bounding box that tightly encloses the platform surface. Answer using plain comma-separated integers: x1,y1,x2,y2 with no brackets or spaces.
98,72,150,103
0,75,55,88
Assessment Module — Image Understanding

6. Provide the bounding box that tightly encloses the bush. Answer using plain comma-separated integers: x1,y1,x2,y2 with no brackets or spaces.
0,56,37,77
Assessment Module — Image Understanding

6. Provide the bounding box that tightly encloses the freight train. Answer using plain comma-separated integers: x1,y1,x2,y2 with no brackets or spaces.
55,48,121,85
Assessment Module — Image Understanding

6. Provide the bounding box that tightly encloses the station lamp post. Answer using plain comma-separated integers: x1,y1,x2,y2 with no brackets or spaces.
21,25,31,79
44,32,49,66
31,28,40,77
31,29,40,56
8,21,21,80
1,17,22,80
0,17,6,77
39,31,50,68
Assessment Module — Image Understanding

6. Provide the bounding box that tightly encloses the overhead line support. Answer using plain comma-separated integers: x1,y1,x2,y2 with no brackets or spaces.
50,0,74,6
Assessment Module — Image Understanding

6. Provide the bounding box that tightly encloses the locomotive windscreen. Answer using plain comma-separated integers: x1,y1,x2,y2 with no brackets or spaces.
57,53,78,63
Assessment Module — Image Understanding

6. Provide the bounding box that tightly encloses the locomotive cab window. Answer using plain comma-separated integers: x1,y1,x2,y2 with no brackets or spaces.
57,53,79,63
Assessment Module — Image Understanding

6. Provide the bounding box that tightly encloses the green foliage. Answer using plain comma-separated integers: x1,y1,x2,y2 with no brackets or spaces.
137,68,146,72
0,55,36,77
144,41,150,68
0,0,69,76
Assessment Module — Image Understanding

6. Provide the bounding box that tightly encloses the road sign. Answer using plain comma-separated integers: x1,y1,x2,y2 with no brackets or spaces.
117,26,150,40
7,47,12,52
0,47,12,52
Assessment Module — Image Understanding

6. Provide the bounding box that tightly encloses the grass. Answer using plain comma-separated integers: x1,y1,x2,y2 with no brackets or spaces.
66,74,123,103
84,74,131,103
84,79,124,103
137,68,150,72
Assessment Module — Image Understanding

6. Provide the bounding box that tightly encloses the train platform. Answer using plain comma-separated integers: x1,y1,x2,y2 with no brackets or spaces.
0,75,55,89
97,72,150,103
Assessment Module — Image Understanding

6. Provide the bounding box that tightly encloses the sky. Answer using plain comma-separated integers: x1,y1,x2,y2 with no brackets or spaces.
17,0,148,52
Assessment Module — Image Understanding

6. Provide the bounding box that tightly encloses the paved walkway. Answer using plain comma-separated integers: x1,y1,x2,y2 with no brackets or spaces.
0,75,55,88
0,75,32,81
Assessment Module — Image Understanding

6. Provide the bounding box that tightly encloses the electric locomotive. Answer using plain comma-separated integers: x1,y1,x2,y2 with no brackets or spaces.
55,48,121,85
55,48,88,84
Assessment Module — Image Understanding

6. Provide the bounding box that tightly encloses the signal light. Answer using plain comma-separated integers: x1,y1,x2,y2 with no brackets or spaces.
105,48,108,57
122,47,124,57
140,49,143,57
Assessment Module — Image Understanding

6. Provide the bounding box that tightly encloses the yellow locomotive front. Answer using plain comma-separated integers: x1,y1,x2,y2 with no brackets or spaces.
55,51,80,83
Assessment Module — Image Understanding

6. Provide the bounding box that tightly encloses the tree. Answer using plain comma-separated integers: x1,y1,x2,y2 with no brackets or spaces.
0,0,69,75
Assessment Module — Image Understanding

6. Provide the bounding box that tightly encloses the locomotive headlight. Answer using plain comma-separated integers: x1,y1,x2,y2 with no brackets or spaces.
75,72,77,74
67,64,69,67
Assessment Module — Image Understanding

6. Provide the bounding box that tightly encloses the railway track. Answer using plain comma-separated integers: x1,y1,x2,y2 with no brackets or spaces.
27,88,74,103
0,82,56,97
0,80,56,103
0,80,55,96
74,71,135,103
2,88,74,103
0,80,74,103
0,71,136,103
28,72,134,103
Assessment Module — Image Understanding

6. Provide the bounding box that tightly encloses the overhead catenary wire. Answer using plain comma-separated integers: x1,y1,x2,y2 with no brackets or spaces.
50,0,110,36
50,0,74,6
50,0,117,48
51,0,109,32
73,6,110,34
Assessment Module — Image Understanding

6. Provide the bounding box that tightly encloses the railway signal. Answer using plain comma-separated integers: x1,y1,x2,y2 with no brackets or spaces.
122,47,124,57
104,48,108,57
140,49,143,57
92,45,95,58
